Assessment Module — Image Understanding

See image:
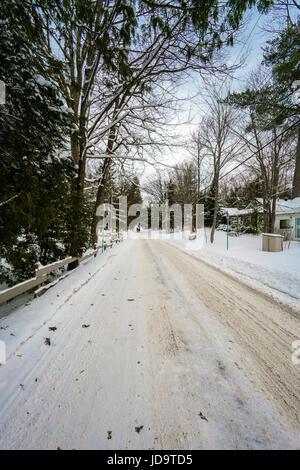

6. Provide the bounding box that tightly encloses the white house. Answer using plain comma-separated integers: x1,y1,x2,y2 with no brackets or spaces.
274,198,300,240
221,198,300,240
255,198,300,240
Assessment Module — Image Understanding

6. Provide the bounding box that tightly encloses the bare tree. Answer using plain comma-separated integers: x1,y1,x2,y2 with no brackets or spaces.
226,68,297,232
36,1,272,251
231,112,296,232
262,0,299,31
87,74,185,243
195,85,241,242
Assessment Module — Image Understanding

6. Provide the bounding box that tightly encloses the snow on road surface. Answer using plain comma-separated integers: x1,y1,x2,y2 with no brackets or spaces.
170,230,300,312
0,239,299,449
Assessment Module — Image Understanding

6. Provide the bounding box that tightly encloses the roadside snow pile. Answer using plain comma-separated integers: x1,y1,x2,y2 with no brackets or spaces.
170,230,300,312
0,243,123,359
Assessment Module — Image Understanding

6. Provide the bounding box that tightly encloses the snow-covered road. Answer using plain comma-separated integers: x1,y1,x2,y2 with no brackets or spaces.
0,239,299,449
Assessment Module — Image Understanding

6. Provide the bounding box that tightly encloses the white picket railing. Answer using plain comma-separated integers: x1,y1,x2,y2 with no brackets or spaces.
0,235,123,305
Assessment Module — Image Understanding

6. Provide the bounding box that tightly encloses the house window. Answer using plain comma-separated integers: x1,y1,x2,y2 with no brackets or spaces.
280,219,291,229
296,218,300,239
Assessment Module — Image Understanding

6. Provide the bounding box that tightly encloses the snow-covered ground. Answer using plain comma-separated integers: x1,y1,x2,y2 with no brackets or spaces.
0,244,118,360
0,238,299,449
169,229,300,313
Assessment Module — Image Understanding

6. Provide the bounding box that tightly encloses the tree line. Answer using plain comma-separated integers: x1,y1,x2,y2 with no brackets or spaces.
0,0,288,284
145,4,300,242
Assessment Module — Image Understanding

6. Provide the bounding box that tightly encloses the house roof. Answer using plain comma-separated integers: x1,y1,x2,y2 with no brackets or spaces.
220,207,255,217
221,198,300,217
256,197,300,215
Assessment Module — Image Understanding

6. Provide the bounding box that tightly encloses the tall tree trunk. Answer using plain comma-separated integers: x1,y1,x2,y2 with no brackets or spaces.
90,157,112,246
210,173,219,244
292,125,300,198
250,111,270,232
270,197,277,233
262,196,270,233
259,166,270,232
69,125,88,259
90,124,118,245
270,127,279,233
68,76,85,261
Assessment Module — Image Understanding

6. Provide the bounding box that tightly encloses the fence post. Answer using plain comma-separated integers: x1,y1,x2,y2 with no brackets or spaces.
35,262,43,280
67,259,79,271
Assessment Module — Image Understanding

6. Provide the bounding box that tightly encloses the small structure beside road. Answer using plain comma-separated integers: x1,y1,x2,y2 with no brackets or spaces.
262,233,284,252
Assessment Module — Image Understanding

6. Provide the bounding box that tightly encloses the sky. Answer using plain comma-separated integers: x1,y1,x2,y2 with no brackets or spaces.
137,8,277,187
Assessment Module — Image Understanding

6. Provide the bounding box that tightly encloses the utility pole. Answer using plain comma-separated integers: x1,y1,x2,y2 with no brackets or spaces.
197,141,201,203
292,81,300,198
226,211,229,251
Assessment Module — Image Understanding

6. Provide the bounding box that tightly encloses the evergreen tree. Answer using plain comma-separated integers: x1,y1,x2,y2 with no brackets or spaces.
118,176,143,229
263,20,300,197
224,30,298,233
0,0,74,284
205,177,222,227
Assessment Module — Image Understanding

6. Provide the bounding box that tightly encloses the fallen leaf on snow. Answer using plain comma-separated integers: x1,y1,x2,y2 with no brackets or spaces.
135,425,143,433
199,412,208,422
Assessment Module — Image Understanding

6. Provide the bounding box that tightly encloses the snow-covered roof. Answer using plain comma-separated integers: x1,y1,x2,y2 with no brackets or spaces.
256,198,300,215
276,198,300,215
220,207,254,217
222,198,300,217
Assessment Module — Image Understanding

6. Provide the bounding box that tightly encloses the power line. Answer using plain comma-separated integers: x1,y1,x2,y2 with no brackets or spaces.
140,118,299,200
235,14,262,64
216,13,263,97
218,88,297,165
187,13,293,192
201,118,300,194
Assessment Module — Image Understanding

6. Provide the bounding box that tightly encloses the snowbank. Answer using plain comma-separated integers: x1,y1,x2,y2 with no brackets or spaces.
169,229,300,313
0,242,124,360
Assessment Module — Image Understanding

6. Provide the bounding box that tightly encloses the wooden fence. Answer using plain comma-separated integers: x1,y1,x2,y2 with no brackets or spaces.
0,235,123,305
